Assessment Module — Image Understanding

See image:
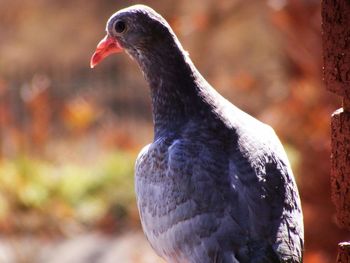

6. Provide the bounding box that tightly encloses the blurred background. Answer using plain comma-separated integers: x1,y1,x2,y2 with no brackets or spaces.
0,0,348,262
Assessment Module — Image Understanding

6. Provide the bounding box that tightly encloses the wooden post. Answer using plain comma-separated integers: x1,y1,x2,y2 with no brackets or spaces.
330,107,350,227
322,0,350,261
337,242,350,263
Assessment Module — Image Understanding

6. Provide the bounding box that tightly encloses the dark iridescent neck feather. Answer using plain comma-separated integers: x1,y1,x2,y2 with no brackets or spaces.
128,36,217,139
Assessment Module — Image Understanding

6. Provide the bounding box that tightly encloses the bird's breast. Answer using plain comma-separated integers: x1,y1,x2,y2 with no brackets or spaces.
134,138,228,260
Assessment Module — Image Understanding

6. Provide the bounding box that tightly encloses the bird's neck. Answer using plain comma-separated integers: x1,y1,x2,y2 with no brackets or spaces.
134,43,215,139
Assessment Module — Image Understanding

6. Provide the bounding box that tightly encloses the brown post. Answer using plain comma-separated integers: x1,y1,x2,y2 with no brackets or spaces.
322,0,350,261
337,242,350,263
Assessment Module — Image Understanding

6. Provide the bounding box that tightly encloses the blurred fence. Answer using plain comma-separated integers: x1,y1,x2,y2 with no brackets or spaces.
0,63,153,158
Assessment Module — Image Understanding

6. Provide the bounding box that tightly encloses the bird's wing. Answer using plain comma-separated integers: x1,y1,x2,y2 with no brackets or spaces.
163,123,303,262
226,120,304,262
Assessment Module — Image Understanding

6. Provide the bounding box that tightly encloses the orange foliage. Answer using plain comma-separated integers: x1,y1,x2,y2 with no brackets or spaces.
61,97,97,134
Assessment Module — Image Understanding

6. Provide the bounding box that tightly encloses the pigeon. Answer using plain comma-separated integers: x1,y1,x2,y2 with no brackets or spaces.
91,5,304,263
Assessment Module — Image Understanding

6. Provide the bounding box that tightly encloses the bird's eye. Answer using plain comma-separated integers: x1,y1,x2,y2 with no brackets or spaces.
114,20,126,34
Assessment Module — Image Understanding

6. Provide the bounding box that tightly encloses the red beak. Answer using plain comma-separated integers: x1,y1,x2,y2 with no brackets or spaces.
90,35,123,68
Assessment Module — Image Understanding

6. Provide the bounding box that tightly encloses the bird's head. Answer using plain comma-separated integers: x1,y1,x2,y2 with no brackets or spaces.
90,5,178,68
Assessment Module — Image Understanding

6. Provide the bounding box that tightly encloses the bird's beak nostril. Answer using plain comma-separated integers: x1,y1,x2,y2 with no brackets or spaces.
90,35,123,68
